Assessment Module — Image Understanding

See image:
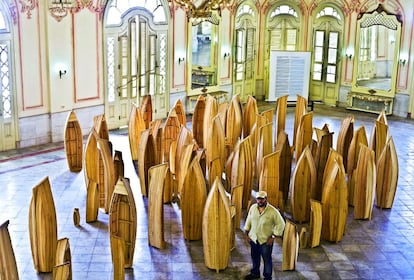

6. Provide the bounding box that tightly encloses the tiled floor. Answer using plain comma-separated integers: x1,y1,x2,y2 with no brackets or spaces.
1,102,414,280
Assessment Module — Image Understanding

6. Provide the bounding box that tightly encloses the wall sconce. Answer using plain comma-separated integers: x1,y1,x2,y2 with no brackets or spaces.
223,52,230,59
345,53,352,60
178,57,185,64
399,58,407,66
59,69,67,79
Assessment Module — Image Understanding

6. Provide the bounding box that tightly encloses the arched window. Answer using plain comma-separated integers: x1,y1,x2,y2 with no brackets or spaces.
316,7,341,20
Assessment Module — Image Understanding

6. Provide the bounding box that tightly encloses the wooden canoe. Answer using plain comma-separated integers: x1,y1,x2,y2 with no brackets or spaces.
192,95,206,148
205,115,226,170
83,129,99,191
259,151,280,208
140,94,152,129
231,184,243,230
128,104,146,163
347,126,368,205
322,149,345,195
93,114,109,140
54,238,71,280
354,145,376,220
150,119,163,165
217,102,228,137
250,113,268,170
275,95,288,137
203,95,218,152
174,127,195,193
225,94,243,153
370,120,389,162
292,95,307,149
208,157,223,190
181,157,207,241
336,116,354,173
0,220,19,279
111,237,125,280
202,177,232,272
171,99,187,127
309,199,322,248
291,146,316,223
148,163,168,249
29,177,57,273
261,109,274,124
138,129,157,197
64,110,83,172
275,130,292,206
86,180,99,223
113,150,124,182
243,95,258,138
97,138,115,213
256,122,273,182
321,159,348,242
163,112,181,163
282,219,299,271
294,112,313,160
376,136,398,209
313,126,333,201
299,227,308,249
177,143,195,195
109,178,137,268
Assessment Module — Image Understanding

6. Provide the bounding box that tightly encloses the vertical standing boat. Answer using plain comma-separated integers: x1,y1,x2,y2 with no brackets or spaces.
140,95,153,129
294,112,313,160
336,116,354,173
0,220,19,279
275,130,292,210
97,138,115,213
275,95,288,137
282,219,298,271
64,110,83,172
243,95,258,138
138,129,156,197
53,237,71,280
192,95,206,148
259,151,280,208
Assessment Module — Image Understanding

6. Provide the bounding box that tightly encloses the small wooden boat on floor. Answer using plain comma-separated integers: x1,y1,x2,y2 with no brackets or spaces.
231,184,243,230
0,220,19,279
336,116,354,173
181,157,207,241
293,95,307,149
93,114,109,140
140,95,153,129
371,120,389,162
313,126,333,201
128,104,146,167
376,136,398,209
309,199,322,248
163,112,181,163
64,110,83,172
29,177,57,273
282,219,298,271
171,99,187,127
276,131,292,208
113,150,124,181
203,177,232,272
259,151,280,208
203,95,218,151
83,129,99,190
275,95,288,137
138,129,157,197
206,115,226,170
150,119,163,165
294,112,313,160
192,95,206,148
256,123,273,182
53,237,71,280
97,138,115,213
226,94,243,153
111,237,125,280
243,95,258,138
109,178,137,268
148,163,168,249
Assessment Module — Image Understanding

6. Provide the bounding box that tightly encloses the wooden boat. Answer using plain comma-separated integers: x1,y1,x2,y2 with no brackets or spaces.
208,157,222,190
321,159,348,242
177,143,195,195
217,102,228,137
192,95,206,148
259,151,280,208
202,177,232,272
111,237,125,280
128,104,146,165
109,178,137,268
231,184,243,230
29,177,57,273
93,114,109,140
313,126,333,201
171,99,187,127
309,199,322,248
181,157,207,241
138,129,157,197
347,126,368,205
282,219,298,271
173,127,195,191
97,138,115,213
0,220,19,279
275,95,288,137
73,208,80,226
83,129,99,191
261,109,274,124
250,114,269,172
113,150,124,182
354,145,376,220
205,115,226,170
294,112,313,160
370,120,389,162
376,136,398,209
64,110,83,172
148,163,168,249
225,94,243,155
150,119,163,165
203,95,218,152
163,112,181,163
336,116,354,173
299,227,308,249
290,146,316,223
292,95,307,149
275,131,292,207
140,94,152,129
54,238,71,280
243,95,258,138
322,149,345,195
256,122,273,181
86,180,99,223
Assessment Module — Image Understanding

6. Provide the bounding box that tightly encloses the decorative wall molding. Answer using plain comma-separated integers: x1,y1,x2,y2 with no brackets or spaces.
19,0,37,19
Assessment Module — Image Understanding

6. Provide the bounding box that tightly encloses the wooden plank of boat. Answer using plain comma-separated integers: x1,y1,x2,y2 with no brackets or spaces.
261,109,274,124
128,104,146,163
181,157,207,241
376,136,398,209
282,219,299,271
295,112,313,160
291,146,316,223
275,130,292,208
354,145,376,220
0,220,19,279
93,114,109,140
231,184,243,230
148,163,168,249
275,95,288,137
309,199,322,248
140,94,153,129
54,238,71,280
192,95,206,148
203,95,218,152
29,176,57,273
372,120,389,162
256,122,273,184
110,236,125,280
171,99,187,127
177,143,195,195
206,115,225,170
217,102,228,135
347,126,368,206
138,129,156,197
259,151,280,208
336,116,354,173
64,110,83,172
321,159,348,242
250,114,268,174
313,127,333,201
322,149,345,195
83,129,99,191
226,94,243,154
86,180,99,223
150,119,163,165
293,95,307,149
208,157,222,190
163,113,181,163
113,150,124,182
202,177,232,272
174,127,195,194
243,95,258,138
97,138,116,213
109,178,137,268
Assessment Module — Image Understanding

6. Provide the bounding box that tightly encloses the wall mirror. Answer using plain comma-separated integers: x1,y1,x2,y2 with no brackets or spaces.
190,18,218,91
352,4,402,97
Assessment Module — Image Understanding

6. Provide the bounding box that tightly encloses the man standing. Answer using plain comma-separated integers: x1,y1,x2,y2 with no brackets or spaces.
244,191,285,280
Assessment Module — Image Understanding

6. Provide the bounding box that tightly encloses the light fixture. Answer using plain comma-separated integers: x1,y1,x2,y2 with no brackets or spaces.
171,0,229,18
399,59,407,66
178,57,185,64
49,0,76,22
59,69,67,79
345,53,353,60
223,52,230,59
345,48,354,60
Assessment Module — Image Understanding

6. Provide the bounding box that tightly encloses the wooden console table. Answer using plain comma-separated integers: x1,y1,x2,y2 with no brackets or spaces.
187,90,228,113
